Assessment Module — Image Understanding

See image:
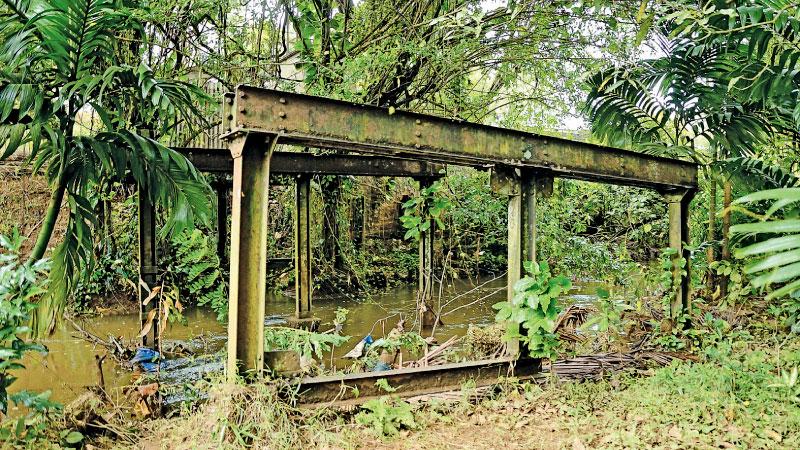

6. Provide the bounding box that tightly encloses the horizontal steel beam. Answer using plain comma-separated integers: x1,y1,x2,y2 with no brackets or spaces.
266,257,292,274
229,86,697,190
291,357,541,406
176,148,443,178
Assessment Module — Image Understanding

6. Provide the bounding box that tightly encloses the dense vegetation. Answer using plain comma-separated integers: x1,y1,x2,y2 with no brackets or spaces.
0,0,799,448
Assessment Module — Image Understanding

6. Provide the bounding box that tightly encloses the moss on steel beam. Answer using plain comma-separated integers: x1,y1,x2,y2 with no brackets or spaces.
230,86,697,190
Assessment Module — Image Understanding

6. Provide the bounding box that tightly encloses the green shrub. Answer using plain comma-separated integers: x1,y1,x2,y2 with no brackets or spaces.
164,229,228,321
493,261,570,358
0,230,64,446
0,229,49,415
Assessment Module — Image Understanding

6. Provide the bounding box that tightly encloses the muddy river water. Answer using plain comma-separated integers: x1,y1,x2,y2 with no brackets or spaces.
10,278,604,410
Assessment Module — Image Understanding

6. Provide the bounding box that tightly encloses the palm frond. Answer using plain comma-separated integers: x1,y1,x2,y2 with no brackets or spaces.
716,157,800,192
732,188,800,300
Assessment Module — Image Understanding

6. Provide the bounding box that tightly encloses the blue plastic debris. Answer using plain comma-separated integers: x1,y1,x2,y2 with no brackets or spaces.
130,347,161,372
372,361,392,372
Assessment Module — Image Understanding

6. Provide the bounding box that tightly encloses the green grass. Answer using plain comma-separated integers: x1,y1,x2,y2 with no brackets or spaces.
553,343,800,448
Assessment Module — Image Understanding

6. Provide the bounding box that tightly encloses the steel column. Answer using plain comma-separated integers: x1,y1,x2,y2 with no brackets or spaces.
507,178,523,298
294,174,312,319
665,190,695,319
521,173,554,264
506,172,523,356
137,188,159,348
522,174,537,265
226,133,278,377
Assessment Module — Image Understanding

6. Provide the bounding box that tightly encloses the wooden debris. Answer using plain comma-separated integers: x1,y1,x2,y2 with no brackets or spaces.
409,335,460,368
546,351,697,381
67,316,134,363
134,383,162,418
95,354,107,390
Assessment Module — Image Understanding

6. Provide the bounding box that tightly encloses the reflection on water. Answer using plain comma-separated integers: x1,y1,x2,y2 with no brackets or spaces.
10,278,604,409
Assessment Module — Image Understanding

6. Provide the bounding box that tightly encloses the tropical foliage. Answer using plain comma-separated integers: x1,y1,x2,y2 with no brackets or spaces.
164,228,227,320
263,326,350,360
0,230,48,415
0,0,212,332
732,188,800,330
493,261,570,359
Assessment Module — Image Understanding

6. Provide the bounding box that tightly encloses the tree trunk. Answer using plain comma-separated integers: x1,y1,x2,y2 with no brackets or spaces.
720,179,733,298
28,167,68,262
706,174,717,295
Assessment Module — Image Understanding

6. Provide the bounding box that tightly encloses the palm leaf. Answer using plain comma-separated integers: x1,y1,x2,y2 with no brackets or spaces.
733,188,800,299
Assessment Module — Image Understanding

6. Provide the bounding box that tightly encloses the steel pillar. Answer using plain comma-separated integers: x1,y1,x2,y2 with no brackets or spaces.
294,174,312,319
226,133,278,378
507,182,523,300
521,173,554,264
664,190,696,319
505,171,523,356
137,188,159,348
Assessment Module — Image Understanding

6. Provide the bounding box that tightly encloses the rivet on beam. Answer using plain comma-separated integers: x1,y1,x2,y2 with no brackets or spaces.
239,92,247,99
279,97,286,104
415,131,422,137
415,119,422,125
279,111,287,118
415,143,421,149
239,108,247,114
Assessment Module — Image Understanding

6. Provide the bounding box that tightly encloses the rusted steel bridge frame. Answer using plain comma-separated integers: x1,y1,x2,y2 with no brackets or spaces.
221,86,698,381
136,148,443,348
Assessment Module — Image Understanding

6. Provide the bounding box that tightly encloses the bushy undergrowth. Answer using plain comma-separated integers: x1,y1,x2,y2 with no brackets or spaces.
0,231,76,447
129,322,799,449
163,229,228,320
556,341,800,448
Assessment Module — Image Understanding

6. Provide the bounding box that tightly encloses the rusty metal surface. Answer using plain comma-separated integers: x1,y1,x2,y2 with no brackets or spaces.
226,134,276,377
230,86,697,190
292,357,541,406
177,148,443,178
294,175,312,319
665,189,697,317
137,191,159,349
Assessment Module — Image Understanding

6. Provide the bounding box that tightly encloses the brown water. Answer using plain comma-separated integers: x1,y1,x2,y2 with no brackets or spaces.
9,278,605,411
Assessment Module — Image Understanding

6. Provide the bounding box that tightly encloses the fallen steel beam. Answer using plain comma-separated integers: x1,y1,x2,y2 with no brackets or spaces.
177,148,443,178
228,86,697,190
291,357,541,406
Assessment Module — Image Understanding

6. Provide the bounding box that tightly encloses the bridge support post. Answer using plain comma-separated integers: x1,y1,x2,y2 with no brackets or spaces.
137,188,159,349
216,184,228,264
521,172,553,264
294,174,313,320
664,189,696,320
417,178,436,327
226,133,278,378
490,166,524,355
